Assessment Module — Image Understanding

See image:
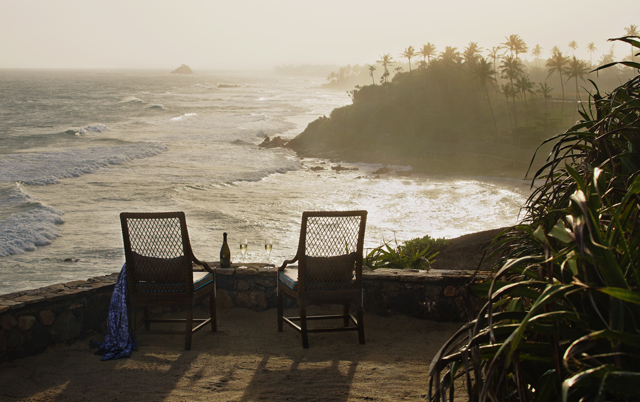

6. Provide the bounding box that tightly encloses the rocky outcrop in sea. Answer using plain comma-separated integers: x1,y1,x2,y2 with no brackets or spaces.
170,64,194,74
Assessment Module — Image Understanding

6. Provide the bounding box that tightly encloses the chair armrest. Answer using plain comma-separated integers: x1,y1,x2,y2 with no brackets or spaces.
279,256,298,272
193,257,215,274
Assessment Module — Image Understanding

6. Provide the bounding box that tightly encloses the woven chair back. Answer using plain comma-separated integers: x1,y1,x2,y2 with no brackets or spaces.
298,211,367,295
121,212,194,297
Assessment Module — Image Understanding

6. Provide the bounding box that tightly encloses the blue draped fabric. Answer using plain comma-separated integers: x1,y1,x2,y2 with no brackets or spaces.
91,263,137,360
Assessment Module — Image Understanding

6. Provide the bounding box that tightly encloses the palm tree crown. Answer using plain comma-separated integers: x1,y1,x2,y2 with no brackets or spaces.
440,46,461,65
568,40,578,56
532,44,543,68
587,42,597,66
418,43,437,65
503,34,528,59
546,49,570,116
367,64,377,85
401,46,416,72
564,56,590,94
377,53,394,83
500,55,523,83
463,42,483,67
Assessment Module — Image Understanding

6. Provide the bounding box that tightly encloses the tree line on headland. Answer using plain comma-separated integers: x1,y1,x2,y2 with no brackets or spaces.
283,25,639,177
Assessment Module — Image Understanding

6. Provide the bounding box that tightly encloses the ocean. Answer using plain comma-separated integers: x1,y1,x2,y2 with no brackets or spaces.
0,69,531,294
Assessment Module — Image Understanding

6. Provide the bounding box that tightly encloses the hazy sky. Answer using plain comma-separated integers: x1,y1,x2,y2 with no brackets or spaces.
0,0,637,70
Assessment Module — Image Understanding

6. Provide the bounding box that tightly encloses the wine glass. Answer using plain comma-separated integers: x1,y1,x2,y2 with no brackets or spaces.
264,238,273,267
239,239,248,266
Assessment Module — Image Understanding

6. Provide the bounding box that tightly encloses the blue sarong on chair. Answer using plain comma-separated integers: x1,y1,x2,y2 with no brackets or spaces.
91,263,137,360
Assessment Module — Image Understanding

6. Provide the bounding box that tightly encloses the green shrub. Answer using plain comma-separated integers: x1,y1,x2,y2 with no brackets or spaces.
365,234,446,270
398,234,448,256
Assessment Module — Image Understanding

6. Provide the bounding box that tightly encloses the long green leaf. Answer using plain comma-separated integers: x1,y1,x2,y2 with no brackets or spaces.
597,287,640,304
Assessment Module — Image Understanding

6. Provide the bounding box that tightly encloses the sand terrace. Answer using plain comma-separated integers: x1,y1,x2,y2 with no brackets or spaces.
0,307,461,401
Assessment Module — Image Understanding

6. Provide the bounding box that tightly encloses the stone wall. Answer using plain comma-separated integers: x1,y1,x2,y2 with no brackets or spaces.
0,264,487,362
218,265,487,322
0,274,118,363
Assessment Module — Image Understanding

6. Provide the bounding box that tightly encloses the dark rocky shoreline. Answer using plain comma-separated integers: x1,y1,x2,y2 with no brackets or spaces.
260,135,532,179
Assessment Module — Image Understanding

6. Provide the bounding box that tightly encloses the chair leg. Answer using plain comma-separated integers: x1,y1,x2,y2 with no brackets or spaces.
143,307,150,331
300,304,309,349
343,303,351,327
185,305,193,350
131,306,139,336
277,290,284,332
357,305,365,345
209,294,217,332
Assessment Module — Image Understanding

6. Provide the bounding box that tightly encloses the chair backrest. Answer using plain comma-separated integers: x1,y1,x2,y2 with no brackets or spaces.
297,211,367,294
120,212,195,297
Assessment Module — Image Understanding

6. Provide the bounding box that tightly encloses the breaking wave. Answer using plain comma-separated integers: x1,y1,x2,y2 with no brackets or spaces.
0,142,167,185
0,183,64,257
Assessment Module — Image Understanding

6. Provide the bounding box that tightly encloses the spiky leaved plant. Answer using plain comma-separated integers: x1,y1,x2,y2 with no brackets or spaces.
428,36,640,402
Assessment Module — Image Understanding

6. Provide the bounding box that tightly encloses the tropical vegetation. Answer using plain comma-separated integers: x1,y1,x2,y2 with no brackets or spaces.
427,36,640,402
365,234,447,270
286,31,634,176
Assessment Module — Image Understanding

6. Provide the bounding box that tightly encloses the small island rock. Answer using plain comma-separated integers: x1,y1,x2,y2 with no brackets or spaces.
170,64,194,75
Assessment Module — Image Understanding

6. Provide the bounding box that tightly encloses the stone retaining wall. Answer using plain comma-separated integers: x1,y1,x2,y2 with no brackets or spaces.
0,264,487,362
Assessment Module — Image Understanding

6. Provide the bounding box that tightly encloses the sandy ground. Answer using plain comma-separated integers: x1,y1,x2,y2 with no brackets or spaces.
0,307,462,402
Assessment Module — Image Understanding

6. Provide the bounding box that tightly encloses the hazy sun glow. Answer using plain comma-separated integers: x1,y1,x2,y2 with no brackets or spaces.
0,0,636,70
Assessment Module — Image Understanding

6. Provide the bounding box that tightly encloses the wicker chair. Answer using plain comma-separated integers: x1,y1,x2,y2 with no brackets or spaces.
120,212,216,350
277,211,367,348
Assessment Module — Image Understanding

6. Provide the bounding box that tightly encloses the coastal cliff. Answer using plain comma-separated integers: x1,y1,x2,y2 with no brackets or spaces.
282,66,583,177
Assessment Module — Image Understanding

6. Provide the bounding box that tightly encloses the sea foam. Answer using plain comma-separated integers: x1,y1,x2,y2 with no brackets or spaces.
0,142,167,185
75,124,111,135
0,184,64,257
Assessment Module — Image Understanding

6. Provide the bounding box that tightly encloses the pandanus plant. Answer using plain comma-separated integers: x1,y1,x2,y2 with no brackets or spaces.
428,36,640,402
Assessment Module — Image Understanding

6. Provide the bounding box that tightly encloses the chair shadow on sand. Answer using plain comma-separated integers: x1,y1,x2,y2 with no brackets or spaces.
240,354,359,401
1,306,459,401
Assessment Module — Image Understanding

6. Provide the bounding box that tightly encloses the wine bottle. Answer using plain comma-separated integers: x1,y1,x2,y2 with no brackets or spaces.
220,232,231,268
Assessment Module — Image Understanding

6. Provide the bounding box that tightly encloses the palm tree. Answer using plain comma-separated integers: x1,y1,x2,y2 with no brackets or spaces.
531,44,543,68
367,64,377,85
516,37,529,60
536,81,553,111
463,42,483,66
503,34,519,57
624,24,639,61
500,56,523,127
503,34,528,60
500,83,517,129
599,48,615,66
440,46,461,96
500,55,523,86
475,58,498,134
514,75,536,125
488,46,505,101
418,43,437,65
401,46,415,72
564,56,590,120
587,42,597,66
546,49,570,117
440,46,460,63
377,53,394,83
568,40,578,56
500,56,523,121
